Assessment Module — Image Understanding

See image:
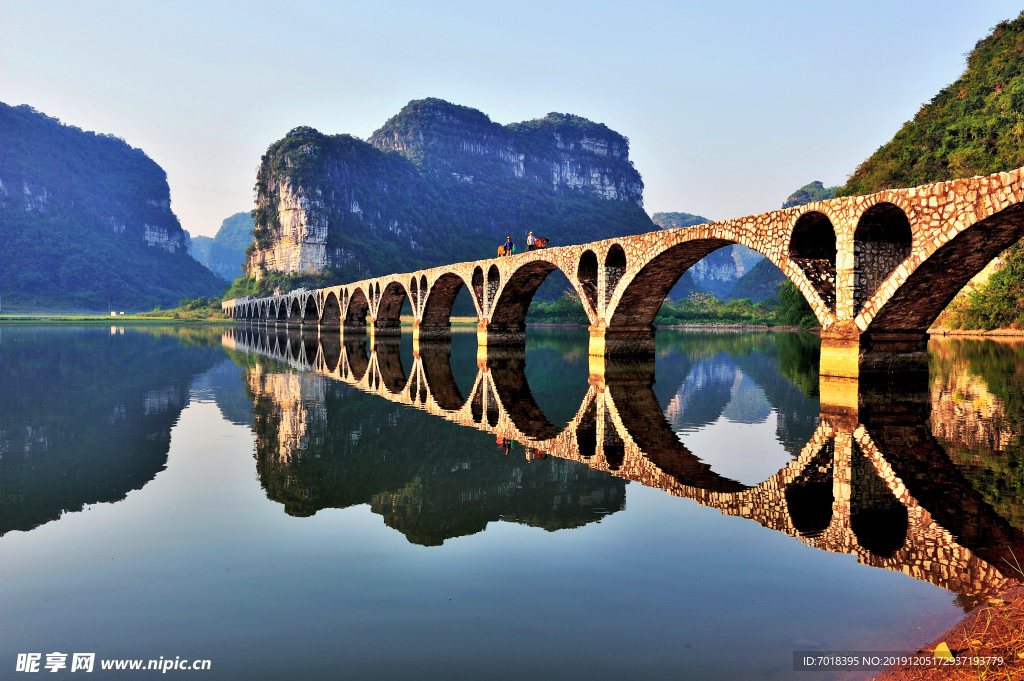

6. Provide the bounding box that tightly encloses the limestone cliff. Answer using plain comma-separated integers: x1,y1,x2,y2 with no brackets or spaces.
247,99,652,281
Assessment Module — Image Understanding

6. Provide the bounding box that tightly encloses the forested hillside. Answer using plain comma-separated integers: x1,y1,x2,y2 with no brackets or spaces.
191,212,252,281
0,102,225,311
835,12,1024,329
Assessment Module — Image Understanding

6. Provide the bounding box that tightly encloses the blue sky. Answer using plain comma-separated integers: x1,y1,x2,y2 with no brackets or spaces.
1,0,1021,237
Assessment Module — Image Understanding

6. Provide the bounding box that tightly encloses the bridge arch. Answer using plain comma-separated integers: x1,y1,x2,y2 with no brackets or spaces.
422,272,475,332
321,291,341,329
288,297,302,325
302,295,318,326
489,259,560,333
375,281,408,333
604,244,627,306
788,210,837,312
853,202,912,314
607,238,734,331
577,250,598,314
346,287,370,329
471,267,484,310
275,300,288,324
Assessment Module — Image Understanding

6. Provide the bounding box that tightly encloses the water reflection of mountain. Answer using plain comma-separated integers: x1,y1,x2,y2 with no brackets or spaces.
241,361,625,546
0,326,226,536
929,338,1024,532
656,333,820,454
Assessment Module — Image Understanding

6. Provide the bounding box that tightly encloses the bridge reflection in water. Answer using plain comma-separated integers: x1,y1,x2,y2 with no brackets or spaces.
222,326,1024,601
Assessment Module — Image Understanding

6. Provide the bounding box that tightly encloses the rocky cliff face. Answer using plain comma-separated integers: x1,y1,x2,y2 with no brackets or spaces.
0,102,225,311
247,99,652,281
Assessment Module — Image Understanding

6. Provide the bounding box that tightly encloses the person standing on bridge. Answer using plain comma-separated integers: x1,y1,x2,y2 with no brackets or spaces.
527,231,536,251
503,236,513,256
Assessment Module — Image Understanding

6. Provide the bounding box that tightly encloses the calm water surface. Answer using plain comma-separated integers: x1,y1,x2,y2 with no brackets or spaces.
1,325,1022,680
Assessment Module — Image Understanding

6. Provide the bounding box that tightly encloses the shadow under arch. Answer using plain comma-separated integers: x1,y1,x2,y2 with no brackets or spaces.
785,439,834,539
577,250,598,314
864,202,1024,333
289,298,302,324
489,260,559,334
608,239,734,331
854,202,912,314
485,352,563,441
603,360,749,493
788,211,837,311
321,291,341,329
422,273,472,334
850,440,908,559
343,335,370,381
604,244,627,306
302,296,318,325
346,288,370,329
376,282,407,333
373,338,407,394
417,341,467,412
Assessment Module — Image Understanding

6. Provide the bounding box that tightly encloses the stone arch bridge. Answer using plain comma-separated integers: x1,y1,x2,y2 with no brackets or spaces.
223,326,1024,598
224,168,1024,377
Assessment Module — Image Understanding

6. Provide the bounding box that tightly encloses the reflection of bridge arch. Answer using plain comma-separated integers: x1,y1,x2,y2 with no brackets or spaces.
223,327,1024,598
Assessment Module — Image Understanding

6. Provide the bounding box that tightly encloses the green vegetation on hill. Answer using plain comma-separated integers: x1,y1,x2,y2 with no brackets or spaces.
943,245,1024,329
727,258,788,303
835,12,1024,329
651,212,710,229
838,13,1024,196
191,212,252,281
0,102,226,312
782,181,839,208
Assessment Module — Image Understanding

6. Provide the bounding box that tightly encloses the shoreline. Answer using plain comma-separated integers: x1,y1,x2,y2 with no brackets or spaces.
873,584,1024,680
930,327,1024,338
0,315,234,326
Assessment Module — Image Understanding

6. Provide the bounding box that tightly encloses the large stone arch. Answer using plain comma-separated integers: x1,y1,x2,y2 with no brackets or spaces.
321,291,341,329
288,297,302,327
607,238,734,331
487,259,560,340
345,287,370,330
420,272,474,339
576,249,599,315
301,295,318,326
374,280,407,335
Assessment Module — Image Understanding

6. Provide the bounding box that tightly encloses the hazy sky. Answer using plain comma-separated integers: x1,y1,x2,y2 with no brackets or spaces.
2,1,1021,237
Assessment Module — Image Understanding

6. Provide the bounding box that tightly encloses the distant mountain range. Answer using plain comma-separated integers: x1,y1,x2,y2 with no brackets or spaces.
0,102,226,312
238,98,654,299
190,212,252,282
